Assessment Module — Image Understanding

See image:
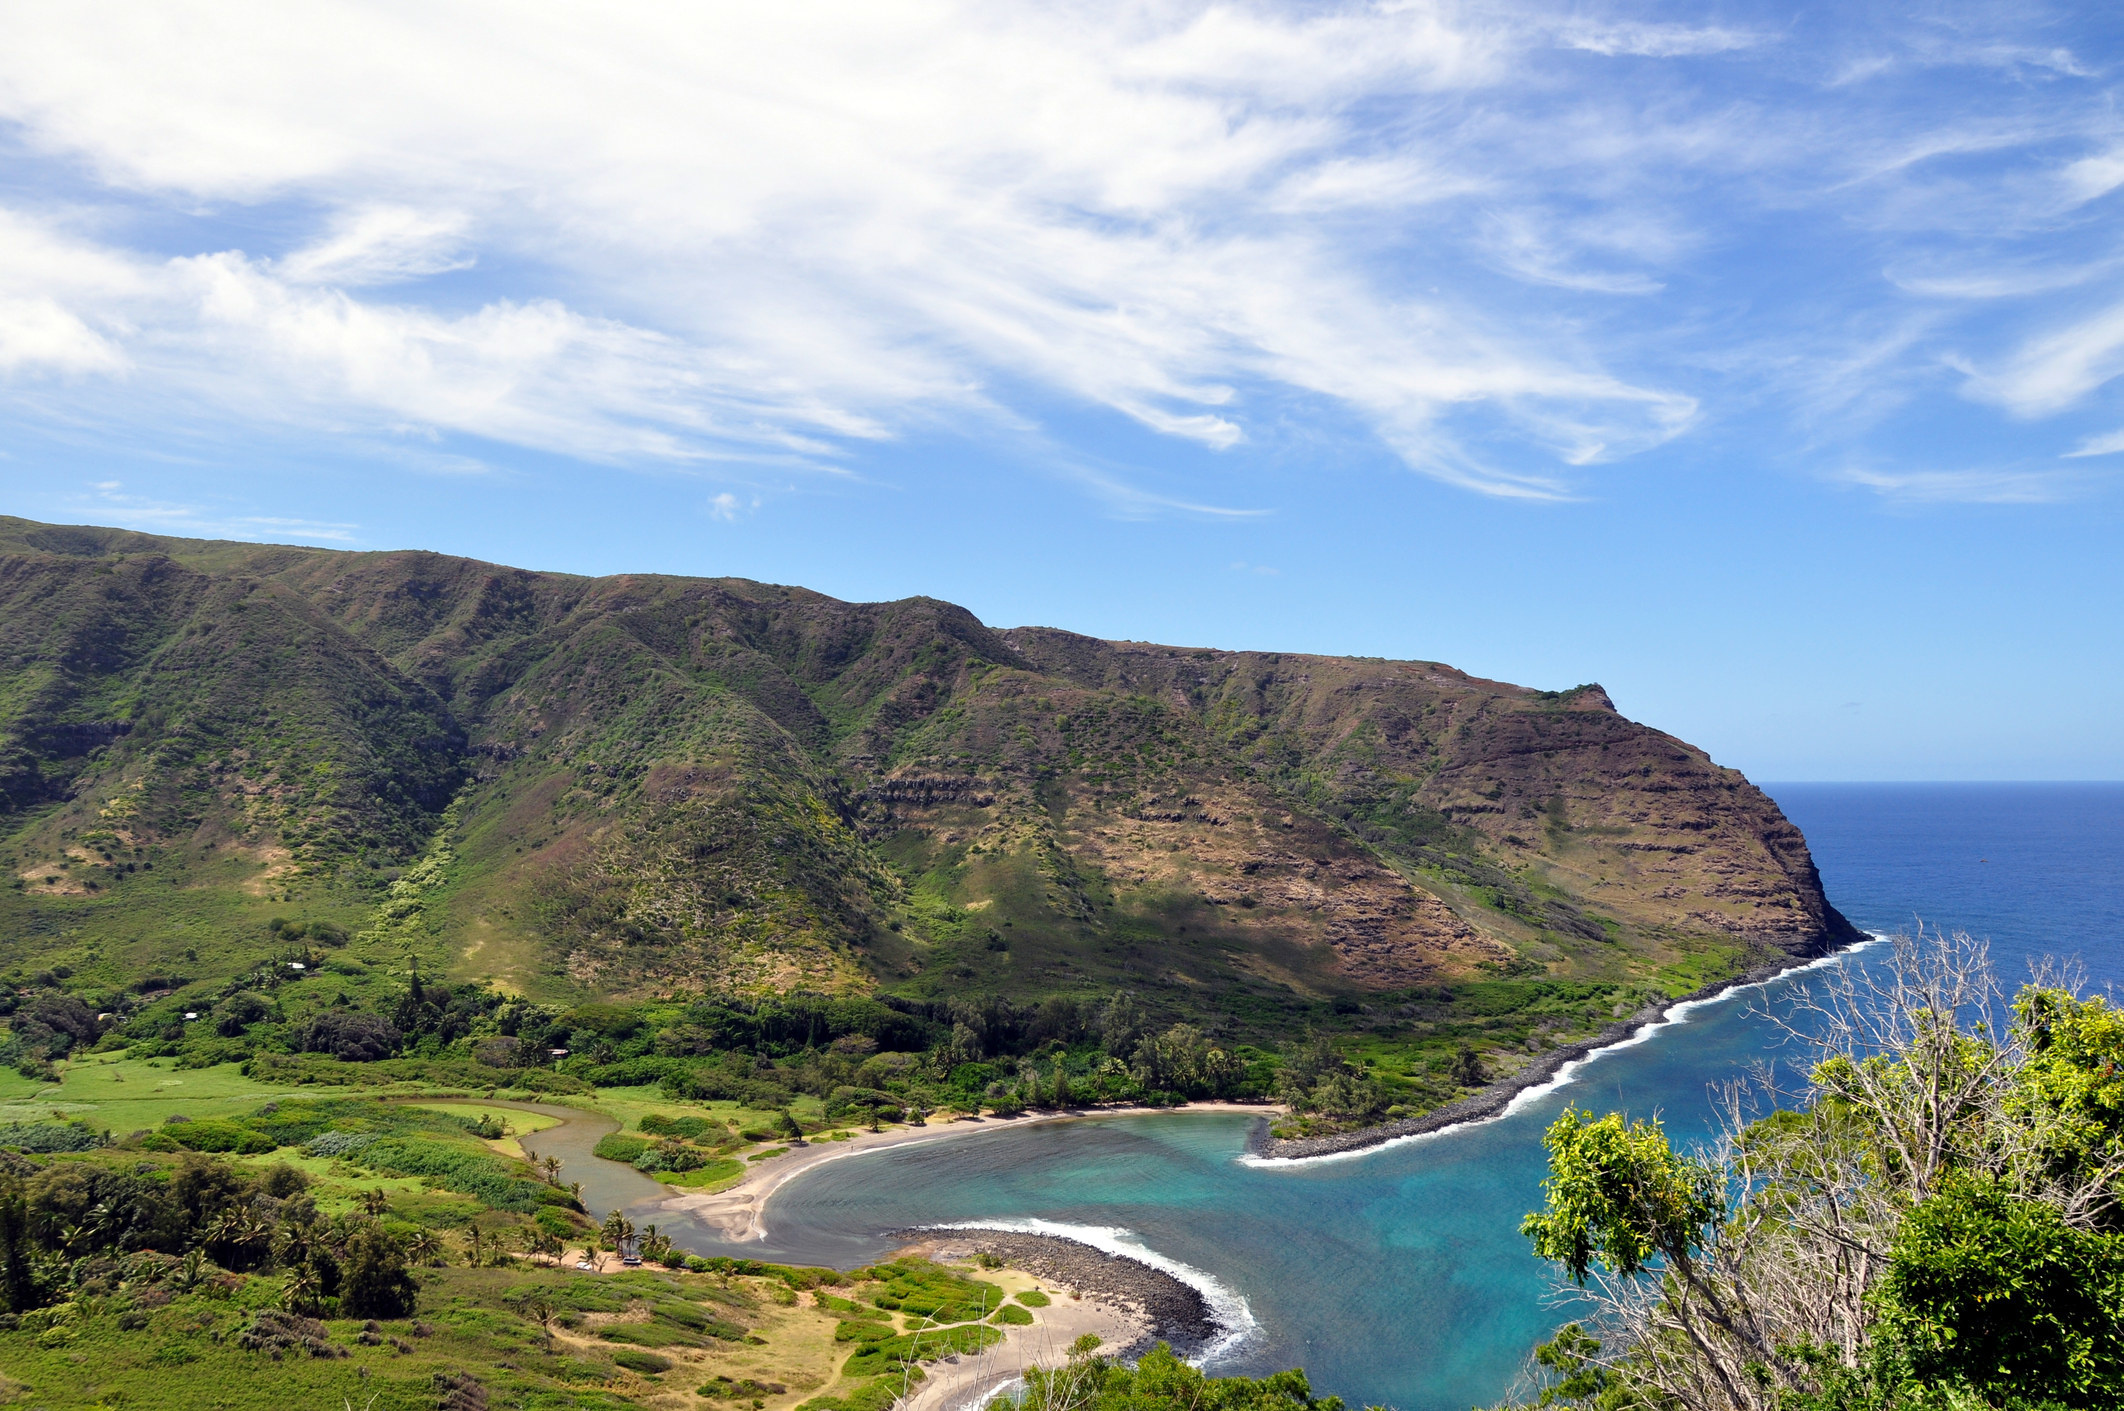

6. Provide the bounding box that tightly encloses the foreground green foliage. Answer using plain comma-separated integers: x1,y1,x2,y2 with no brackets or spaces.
1504,934,2124,1411
1014,1341,1355,1411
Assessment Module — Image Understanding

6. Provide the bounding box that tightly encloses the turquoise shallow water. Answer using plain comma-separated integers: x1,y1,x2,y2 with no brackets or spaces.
621,784,2124,1411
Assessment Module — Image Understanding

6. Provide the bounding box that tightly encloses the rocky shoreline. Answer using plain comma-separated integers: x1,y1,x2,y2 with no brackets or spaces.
1249,940,1866,1161
895,1230,1219,1357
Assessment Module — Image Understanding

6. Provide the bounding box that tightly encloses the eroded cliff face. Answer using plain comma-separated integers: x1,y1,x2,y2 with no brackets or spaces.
0,516,1855,1005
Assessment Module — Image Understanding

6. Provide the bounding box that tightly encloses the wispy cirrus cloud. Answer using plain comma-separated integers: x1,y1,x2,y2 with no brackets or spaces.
1833,464,2077,505
70,480,360,542
0,1,2118,508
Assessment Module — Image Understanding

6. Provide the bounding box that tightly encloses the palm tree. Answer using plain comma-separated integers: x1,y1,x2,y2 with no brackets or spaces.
84,1199,122,1250
277,1219,318,1270
406,1228,443,1266
521,1296,556,1349
361,1188,389,1216
171,1249,209,1292
543,1156,564,1186
464,1225,484,1267
638,1224,674,1266
600,1210,635,1252
280,1263,323,1315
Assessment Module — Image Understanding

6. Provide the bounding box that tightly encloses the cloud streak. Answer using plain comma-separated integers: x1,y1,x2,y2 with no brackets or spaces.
0,1,2118,505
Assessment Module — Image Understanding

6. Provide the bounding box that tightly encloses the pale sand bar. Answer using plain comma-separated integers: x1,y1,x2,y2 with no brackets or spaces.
658,1103,1279,1242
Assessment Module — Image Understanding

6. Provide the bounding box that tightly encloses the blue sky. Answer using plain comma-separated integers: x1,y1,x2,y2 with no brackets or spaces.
0,1,2119,781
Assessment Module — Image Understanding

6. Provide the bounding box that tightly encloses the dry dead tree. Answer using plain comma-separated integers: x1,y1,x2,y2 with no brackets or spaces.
1505,928,2123,1411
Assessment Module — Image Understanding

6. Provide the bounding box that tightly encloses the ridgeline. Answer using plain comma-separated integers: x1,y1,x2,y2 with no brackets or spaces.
0,516,1857,1128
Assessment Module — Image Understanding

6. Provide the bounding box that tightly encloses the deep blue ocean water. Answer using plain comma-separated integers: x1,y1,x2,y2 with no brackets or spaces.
667,785,2124,1411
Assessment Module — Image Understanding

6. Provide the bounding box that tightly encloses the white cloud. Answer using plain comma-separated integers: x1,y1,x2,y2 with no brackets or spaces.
69,480,360,541
0,1,1715,498
0,295,125,374
0,0,2114,506
1549,21,1764,59
1962,300,2124,417
1834,465,2074,505
279,206,474,286
2064,428,2124,459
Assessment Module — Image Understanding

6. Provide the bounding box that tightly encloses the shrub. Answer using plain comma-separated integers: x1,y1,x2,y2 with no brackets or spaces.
303,1131,378,1158
162,1118,276,1155
0,1121,105,1154
340,1223,418,1319
290,1011,403,1062
594,1134,651,1164
356,1137,552,1212
614,1349,673,1375
993,1304,1033,1325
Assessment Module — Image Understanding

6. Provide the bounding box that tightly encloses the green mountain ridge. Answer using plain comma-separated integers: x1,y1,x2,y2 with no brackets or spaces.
0,515,1859,1027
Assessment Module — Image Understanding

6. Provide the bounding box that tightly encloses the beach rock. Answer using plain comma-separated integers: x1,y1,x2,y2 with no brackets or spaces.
899,1231,1218,1356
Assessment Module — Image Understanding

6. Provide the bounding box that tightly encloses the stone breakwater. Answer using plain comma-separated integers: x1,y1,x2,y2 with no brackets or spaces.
896,1230,1218,1357
1249,942,1861,1161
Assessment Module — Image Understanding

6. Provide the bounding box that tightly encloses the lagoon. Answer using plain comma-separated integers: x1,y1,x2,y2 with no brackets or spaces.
610,783,2124,1411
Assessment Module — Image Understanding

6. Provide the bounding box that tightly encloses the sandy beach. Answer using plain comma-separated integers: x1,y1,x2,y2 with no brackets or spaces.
658,1103,1279,1242
889,1228,1233,1411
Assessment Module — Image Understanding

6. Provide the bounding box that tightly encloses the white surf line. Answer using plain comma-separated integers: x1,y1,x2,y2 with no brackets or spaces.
1238,933,1890,1170
944,1374,1025,1411
925,1217,1259,1365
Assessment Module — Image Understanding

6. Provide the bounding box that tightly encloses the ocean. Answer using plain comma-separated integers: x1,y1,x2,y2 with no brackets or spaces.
699,784,2124,1411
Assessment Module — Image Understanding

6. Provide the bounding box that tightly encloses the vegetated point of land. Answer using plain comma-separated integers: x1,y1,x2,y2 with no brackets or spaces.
0,515,1857,1114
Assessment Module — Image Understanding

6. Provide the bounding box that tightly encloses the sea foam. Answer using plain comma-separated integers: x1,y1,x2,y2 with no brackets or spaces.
1237,933,1888,1171
924,1217,1259,1365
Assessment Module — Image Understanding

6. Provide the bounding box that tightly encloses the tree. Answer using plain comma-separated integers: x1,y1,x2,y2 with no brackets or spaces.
0,1180,43,1314
777,1109,805,1143
1520,1109,1724,1285
521,1295,556,1349
406,1228,443,1266
1500,930,2124,1411
340,1223,417,1319
279,1262,324,1316
1872,1173,2124,1407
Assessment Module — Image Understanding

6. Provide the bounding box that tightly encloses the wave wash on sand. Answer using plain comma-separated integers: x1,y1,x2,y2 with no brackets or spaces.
926,1219,1259,1365
1238,935,1887,1170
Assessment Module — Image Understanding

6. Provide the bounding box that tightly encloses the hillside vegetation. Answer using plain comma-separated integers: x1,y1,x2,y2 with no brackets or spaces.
1503,932,2124,1410
0,517,1857,1127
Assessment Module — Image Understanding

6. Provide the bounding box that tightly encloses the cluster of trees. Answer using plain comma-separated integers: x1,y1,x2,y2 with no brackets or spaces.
1014,1337,1354,1411
1505,932,2124,1411
0,990,103,1078
1,1153,417,1320
132,960,1300,1116
1272,1037,1408,1126
6,908,1439,1130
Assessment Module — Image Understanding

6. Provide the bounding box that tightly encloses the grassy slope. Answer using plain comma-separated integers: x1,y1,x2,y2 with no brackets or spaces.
0,517,1856,1078
0,1061,1050,1411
